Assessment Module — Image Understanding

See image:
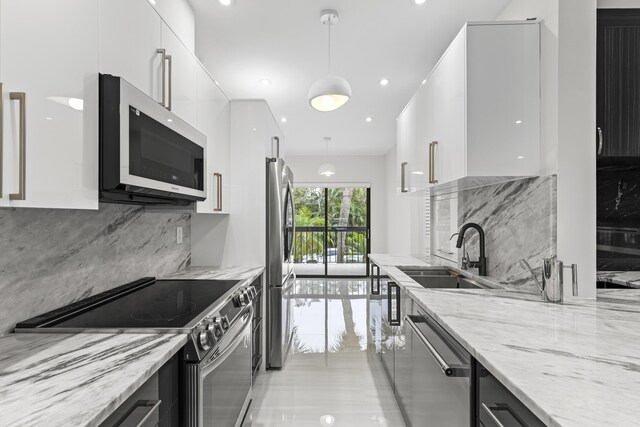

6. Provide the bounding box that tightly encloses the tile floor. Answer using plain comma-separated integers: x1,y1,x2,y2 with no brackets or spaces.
243,279,405,427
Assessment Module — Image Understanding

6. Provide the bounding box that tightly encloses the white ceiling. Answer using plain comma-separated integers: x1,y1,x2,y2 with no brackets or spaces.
189,0,511,156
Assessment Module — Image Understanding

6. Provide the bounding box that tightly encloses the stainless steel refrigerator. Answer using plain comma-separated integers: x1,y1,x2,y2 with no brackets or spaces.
266,157,295,369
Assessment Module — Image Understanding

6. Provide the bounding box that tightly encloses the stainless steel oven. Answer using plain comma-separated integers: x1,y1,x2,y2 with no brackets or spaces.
185,305,253,427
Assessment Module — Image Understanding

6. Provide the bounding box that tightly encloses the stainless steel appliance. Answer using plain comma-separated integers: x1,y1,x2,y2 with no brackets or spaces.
99,74,207,206
402,307,471,427
266,157,295,369
16,277,258,427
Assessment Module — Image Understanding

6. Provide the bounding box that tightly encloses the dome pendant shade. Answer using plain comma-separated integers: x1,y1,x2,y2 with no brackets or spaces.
309,75,352,112
318,163,336,176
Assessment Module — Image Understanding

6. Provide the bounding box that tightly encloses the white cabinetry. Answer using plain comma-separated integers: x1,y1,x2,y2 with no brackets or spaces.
195,67,230,215
0,0,99,209
99,0,163,103
397,21,540,193
160,22,197,128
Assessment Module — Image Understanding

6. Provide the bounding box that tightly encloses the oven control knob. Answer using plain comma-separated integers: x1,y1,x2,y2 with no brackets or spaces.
242,290,251,304
220,315,230,331
238,292,247,307
198,330,213,351
211,318,224,339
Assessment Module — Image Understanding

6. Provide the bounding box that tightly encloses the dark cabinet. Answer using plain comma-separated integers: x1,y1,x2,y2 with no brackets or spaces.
476,362,545,427
597,9,640,157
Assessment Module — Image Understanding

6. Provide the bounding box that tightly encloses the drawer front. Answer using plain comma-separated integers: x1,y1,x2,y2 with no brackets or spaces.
477,365,545,427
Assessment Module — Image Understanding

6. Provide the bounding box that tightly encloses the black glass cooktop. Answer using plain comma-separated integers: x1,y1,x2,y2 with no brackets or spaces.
48,279,240,329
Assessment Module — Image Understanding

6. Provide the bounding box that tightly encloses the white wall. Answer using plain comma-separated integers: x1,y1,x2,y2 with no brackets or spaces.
286,155,388,255
384,148,412,255
498,0,597,298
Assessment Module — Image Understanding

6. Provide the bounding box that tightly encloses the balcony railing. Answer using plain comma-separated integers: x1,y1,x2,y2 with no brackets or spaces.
294,226,368,265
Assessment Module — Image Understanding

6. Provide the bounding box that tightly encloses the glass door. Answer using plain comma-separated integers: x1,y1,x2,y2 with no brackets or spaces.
293,187,370,278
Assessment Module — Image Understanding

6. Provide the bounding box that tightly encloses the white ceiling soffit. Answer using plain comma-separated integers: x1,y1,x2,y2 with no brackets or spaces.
189,0,511,156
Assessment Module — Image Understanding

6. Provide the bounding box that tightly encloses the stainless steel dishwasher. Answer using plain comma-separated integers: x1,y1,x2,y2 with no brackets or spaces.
401,308,471,427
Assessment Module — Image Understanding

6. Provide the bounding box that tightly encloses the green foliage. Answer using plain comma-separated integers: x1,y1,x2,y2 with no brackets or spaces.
292,187,368,263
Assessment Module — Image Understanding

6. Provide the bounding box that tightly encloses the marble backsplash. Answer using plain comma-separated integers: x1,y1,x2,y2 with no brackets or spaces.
0,204,190,334
432,175,557,291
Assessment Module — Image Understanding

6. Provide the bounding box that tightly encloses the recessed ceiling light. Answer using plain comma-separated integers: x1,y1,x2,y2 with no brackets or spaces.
414,0,427,4
148,0,156,5
259,78,272,86
46,117,53,121
422,79,427,85
365,117,373,122
379,78,390,86
517,156,525,159
252,127,257,131
281,117,288,123
167,118,173,123
515,120,523,124
219,0,235,6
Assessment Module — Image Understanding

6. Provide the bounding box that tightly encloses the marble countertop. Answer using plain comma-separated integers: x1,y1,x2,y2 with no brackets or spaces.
0,265,264,427
597,271,640,288
0,333,187,427
369,254,640,427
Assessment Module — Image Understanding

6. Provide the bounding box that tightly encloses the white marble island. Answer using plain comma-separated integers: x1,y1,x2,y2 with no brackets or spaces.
370,253,640,427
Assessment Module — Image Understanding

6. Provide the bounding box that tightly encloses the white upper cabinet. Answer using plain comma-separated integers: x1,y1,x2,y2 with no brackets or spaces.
160,22,197,128
195,66,230,215
99,0,163,102
0,0,99,209
397,21,540,193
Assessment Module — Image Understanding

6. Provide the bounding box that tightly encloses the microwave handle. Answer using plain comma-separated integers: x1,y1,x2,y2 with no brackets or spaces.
166,54,172,111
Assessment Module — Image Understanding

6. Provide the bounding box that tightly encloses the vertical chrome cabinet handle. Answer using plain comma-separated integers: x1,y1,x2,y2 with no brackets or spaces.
388,282,401,326
371,264,380,295
428,142,433,184
156,48,166,107
597,127,603,155
213,172,222,212
166,54,173,111
401,162,408,193
431,141,438,184
9,92,26,201
0,83,3,198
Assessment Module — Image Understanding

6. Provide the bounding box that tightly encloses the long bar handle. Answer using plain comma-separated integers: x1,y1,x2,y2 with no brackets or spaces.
405,315,454,376
0,83,3,198
166,54,173,111
481,403,526,427
9,92,26,201
430,141,438,184
400,162,408,193
273,136,280,158
370,264,380,295
597,127,603,155
388,282,401,326
156,48,166,107
428,142,433,184
213,172,222,212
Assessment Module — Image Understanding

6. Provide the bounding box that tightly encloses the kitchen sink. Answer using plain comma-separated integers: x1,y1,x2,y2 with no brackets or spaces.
408,274,483,290
398,267,451,276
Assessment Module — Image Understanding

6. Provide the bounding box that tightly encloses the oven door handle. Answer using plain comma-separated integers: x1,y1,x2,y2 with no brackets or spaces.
201,306,253,376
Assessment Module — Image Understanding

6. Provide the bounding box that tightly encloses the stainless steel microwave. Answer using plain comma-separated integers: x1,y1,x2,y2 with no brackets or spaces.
99,74,206,206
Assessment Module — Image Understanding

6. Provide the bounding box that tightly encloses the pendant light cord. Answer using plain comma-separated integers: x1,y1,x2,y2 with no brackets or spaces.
327,20,331,75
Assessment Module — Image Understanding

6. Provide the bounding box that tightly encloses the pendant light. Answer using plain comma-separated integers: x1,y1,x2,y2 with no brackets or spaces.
318,137,336,176
308,10,352,112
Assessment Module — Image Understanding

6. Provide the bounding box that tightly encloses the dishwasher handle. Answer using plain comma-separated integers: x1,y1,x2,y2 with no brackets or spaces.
481,403,527,427
405,315,470,377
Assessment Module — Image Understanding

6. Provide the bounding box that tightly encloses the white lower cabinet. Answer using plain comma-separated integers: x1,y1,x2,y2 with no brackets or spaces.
0,0,99,209
397,20,540,193
195,66,230,215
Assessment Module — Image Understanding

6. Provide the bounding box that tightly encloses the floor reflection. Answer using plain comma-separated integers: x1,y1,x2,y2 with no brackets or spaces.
291,279,368,355
244,279,406,427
